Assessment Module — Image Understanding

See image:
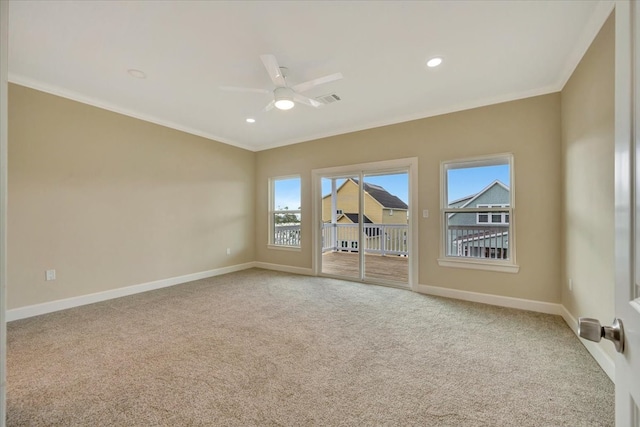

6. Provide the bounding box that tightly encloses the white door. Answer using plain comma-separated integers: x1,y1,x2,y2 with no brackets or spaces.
578,3,640,423
0,1,8,425
615,1,640,424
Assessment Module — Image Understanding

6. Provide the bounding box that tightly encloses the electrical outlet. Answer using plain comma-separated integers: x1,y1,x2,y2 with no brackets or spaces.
45,269,56,281
226,248,231,255
568,278,573,291
423,209,429,218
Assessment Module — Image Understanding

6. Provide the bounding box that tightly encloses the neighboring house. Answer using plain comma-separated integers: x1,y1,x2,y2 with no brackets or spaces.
322,178,408,225
322,178,408,254
447,180,510,259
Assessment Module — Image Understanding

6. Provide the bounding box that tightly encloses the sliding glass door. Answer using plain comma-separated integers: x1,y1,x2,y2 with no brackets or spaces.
318,167,410,288
362,172,409,284
320,175,360,280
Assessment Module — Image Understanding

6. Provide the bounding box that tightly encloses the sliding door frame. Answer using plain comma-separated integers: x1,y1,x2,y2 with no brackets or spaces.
311,158,418,290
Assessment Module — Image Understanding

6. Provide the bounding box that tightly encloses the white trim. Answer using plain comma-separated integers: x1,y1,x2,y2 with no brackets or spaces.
437,258,519,273
415,284,559,314
266,244,302,252
441,154,513,208
614,2,640,420
6,262,256,322
269,175,302,248
311,158,418,289
7,77,256,152
557,0,615,91
415,283,614,382
559,305,615,382
255,85,561,152
441,153,517,271
7,2,613,155
253,262,313,276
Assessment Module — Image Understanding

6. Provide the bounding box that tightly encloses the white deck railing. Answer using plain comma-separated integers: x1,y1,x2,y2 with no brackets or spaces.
276,223,507,260
446,225,509,260
321,223,408,256
273,223,409,256
273,225,301,247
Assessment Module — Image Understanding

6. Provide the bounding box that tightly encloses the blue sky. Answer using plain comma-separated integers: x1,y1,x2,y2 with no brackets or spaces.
447,165,510,202
274,178,301,210
275,165,509,209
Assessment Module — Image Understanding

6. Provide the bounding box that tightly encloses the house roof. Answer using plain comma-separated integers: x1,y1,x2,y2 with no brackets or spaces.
448,180,509,220
450,180,510,208
341,213,373,224
448,194,474,206
351,179,408,210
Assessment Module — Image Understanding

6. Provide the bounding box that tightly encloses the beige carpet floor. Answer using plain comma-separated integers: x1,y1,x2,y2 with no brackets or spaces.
7,268,613,426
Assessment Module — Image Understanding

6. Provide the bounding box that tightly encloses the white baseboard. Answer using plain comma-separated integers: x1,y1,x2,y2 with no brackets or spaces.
415,284,562,315
415,283,615,382
254,262,314,276
7,262,256,322
7,267,616,383
559,305,615,382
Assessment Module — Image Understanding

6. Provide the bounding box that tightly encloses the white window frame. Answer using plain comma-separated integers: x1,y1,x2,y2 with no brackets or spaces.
438,153,519,273
268,175,301,251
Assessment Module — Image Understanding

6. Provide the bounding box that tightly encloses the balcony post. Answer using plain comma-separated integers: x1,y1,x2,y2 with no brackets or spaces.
331,179,337,251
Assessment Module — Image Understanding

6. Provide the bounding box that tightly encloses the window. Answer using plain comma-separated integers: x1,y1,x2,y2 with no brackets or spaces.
476,204,509,224
439,154,518,273
269,176,301,249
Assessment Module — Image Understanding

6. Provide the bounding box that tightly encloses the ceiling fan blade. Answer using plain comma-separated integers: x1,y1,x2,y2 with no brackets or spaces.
260,54,286,87
219,86,270,94
291,72,343,93
293,93,323,108
263,100,276,112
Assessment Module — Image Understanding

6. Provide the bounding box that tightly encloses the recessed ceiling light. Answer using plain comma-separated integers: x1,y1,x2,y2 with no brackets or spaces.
246,118,256,123
426,57,443,68
127,69,146,79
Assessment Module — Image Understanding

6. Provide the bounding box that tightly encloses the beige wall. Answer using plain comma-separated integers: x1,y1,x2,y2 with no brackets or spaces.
6,12,613,315
8,84,255,309
256,93,562,303
561,14,615,358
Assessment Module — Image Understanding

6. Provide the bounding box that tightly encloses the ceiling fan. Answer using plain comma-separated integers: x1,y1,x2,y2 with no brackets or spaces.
220,54,343,111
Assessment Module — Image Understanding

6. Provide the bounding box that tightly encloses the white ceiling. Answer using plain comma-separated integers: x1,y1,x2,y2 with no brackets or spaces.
8,1,613,152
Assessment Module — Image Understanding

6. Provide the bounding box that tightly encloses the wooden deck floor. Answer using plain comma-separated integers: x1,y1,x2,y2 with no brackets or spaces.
321,251,409,284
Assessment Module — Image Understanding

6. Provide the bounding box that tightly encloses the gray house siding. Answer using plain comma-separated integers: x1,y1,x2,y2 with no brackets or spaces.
448,183,509,226
446,181,510,259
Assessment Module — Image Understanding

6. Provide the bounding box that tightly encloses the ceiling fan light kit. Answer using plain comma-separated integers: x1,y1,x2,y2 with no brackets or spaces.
274,87,295,110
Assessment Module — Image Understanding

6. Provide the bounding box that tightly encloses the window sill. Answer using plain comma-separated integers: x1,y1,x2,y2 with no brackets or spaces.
268,244,302,252
437,258,519,274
